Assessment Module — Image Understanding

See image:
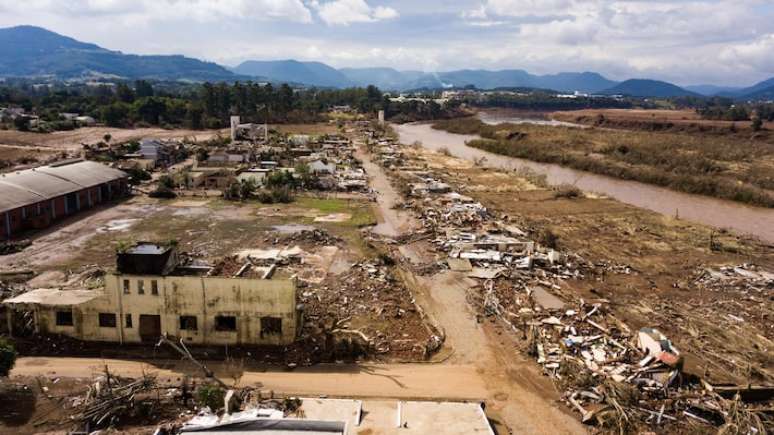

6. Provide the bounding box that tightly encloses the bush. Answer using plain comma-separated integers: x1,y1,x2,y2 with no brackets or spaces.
125,168,152,185
553,183,582,199
196,384,225,411
149,186,177,199
537,228,559,249
271,186,293,203
158,175,176,190
0,337,17,377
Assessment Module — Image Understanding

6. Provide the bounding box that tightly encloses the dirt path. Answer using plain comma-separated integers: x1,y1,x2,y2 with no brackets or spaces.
358,146,585,434
11,357,488,401
355,145,418,238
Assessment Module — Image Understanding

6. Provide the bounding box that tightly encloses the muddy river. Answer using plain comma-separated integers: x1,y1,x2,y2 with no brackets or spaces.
394,122,774,244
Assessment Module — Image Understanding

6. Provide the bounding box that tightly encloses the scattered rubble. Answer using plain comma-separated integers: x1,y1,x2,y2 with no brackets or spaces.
361,126,774,433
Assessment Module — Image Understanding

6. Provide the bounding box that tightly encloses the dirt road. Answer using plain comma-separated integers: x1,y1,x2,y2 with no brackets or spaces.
12,357,488,401
355,145,417,238
358,146,585,434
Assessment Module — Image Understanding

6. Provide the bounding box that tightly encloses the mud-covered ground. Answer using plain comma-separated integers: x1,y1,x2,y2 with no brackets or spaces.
407,145,774,386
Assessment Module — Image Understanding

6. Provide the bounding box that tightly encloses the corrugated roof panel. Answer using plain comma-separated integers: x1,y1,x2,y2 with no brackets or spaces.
0,161,127,213
38,160,127,188
0,169,82,199
0,181,45,213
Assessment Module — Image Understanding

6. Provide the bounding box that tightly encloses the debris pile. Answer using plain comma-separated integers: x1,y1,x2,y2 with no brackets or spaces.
274,228,343,247
694,263,774,293
299,259,440,361
0,239,31,256
363,130,774,432
70,370,159,429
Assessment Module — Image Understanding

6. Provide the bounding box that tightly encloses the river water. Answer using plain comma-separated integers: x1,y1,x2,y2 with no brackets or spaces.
394,122,774,244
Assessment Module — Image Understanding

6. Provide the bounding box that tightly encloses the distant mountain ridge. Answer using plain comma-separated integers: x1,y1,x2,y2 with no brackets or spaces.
732,78,774,100
233,60,353,88
2,25,772,99
0,25,238,81
600,79,700,98
338,67,618,93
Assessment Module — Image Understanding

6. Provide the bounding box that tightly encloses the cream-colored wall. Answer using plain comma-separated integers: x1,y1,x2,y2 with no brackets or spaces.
36,274,298,346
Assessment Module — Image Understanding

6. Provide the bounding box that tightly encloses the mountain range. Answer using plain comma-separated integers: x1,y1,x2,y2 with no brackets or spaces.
0,25,237,82
2,25,774,100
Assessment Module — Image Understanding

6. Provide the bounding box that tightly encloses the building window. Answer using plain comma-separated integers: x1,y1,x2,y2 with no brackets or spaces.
125,314,133,328
99,313,117,328
56,311,73,326
260,317,283,337
123,279,130,294
179,316,198,331
151,280,159,295
214,315,237,332
137,280,145,295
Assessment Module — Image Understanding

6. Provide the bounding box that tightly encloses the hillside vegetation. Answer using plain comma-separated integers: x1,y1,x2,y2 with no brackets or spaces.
432,117,774,207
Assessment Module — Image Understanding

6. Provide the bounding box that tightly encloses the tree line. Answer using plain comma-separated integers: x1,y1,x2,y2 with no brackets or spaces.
0,80,457,131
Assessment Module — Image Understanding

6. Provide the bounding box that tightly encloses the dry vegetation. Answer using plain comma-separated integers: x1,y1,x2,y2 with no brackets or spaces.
553,108,774,131
432,117,774,207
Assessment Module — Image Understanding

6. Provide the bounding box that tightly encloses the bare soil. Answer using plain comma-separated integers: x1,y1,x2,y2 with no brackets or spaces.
0,127,228,152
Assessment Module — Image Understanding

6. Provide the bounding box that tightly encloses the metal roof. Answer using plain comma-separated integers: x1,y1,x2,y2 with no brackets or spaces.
37,160,128,188
0,160,127,213
0,169,83,199
0,181,46,214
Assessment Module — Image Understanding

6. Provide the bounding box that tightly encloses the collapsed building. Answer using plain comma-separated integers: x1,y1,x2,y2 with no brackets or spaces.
3,242,300,346
0,160,129,240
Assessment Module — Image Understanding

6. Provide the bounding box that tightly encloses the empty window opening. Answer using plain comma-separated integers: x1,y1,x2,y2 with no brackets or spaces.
56,311,73,326
99,313,117,327
137,280,145,295
151,280,159,295
179,315,198,331
125,314,133,328
123,279,130,294
214,315,237,332
260,317,283,337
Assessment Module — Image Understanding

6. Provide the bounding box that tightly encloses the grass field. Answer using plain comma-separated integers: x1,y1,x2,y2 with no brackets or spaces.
432,117,774,207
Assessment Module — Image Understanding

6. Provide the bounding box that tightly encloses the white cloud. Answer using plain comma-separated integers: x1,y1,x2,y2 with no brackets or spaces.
311,0,399,26
720,33,774,73
0,0,314,23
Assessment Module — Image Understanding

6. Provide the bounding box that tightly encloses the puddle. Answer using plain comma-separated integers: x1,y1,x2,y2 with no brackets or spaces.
96,219,138,233
173,207,209,217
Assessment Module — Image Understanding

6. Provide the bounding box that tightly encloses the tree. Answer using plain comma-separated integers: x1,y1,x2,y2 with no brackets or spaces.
116,83,136,103
13,116,29,131
0,337,16,377
135,80,154,98
294,162,319,189
238,178,257,200
102,102,131,127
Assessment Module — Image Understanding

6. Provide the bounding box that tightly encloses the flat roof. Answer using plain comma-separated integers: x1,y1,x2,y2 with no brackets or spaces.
3,289,100,306
0,160,127,213
126,243,170,255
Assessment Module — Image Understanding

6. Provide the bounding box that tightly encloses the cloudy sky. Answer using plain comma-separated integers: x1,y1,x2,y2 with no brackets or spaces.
1,0,773,86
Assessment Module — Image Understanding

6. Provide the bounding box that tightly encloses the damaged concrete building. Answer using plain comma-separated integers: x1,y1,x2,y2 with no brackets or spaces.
3,242,300,346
